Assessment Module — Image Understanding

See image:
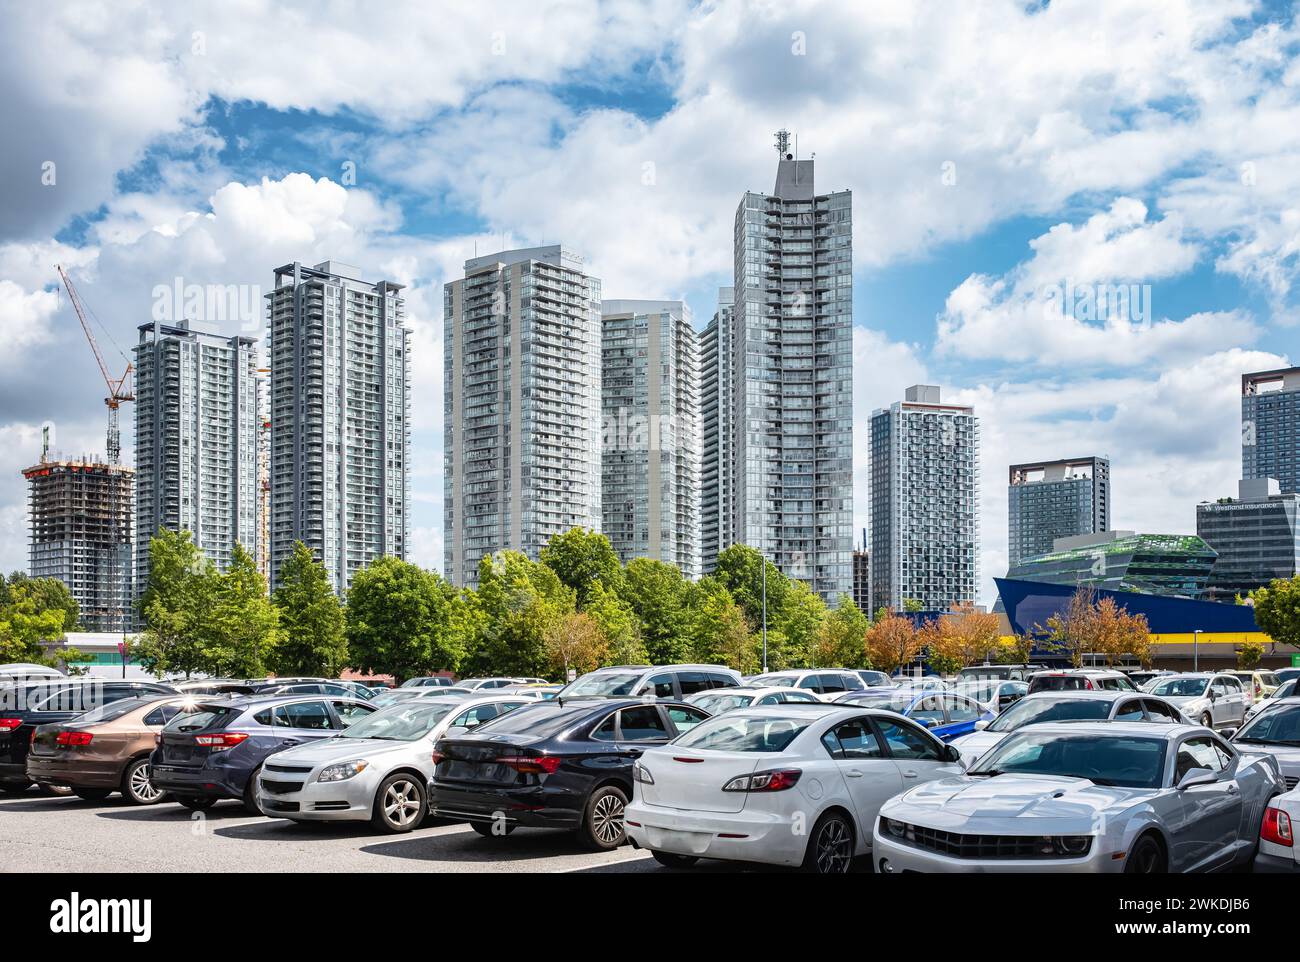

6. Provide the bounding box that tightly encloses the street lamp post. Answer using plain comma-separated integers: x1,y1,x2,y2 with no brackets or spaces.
761,555,768,673
1193,629,1202,672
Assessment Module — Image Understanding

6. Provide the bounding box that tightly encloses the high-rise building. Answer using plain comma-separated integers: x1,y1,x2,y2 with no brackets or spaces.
1198,478,1300,603
134,319,260,592
1008,456,1110,568
600,300,700,577
1243,367,1300,494
443,246,602,587
727,131,853,600
870,385,979,613
267,261,410,592
698,287,733,576
1006,530,1216,599
852,528,870,614
23,455,133,632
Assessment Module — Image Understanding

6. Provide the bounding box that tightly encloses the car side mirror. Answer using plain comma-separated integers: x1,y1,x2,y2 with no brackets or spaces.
1209,691,1218,701
944,745,962,765
1221,727,1239,740
974,719,990,731
1176,768,1218,791
920,717,939,729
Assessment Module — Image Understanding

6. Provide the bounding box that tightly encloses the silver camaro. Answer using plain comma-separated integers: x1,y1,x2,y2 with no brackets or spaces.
874,721,1281,873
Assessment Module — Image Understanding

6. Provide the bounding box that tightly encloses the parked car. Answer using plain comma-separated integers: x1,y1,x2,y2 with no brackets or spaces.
150,695,376,812
0,679,175,795
947,690,1189,767
1026,669,1138,694
1246,679,1299,721
0,663,65,685
887,675,949,692
685,686,825,714
832,689,994,741
456,677,536,691
256,694,538,832
172,679,258,696
1229,669,1282,704
1127,669,1175,690
428,698,711,849
1232,699,1300,792
560,665,741,700
372,687,475,709
26,695,212,804
261,681,379,701
1256,783,1300,872
1275,668,1300,686
625,704,964,873
1146,672,1248,730
874,722,1281,873
955,664,1036,683
399,676,456,689
854,670,895,688
952,679,1028,712
494,684,563,699
747,669,867,697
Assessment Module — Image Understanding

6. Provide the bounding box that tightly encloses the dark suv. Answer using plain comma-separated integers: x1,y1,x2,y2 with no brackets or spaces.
429,699,711,850
150,695,375,812
0,679,175,794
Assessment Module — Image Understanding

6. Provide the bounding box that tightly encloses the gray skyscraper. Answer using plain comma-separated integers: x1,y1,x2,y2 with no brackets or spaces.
870,385,980,613
267,261,410,592
443,246,602,587
134,319,260,591
1243,367,1300,494
1198,478,1300,602
600,300,700,577
1007,456,1110,567
698,287,733,576
727,131,853,600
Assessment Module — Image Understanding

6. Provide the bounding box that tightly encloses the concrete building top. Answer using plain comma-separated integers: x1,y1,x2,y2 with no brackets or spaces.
1243,366,1300,394
463,245,585,275
600,299,684,318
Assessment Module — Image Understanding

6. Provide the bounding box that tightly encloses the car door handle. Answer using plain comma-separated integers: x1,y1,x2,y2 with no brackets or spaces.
845,769,863,778
1227,784,1239,795
902,770,919,779
625,748,643,758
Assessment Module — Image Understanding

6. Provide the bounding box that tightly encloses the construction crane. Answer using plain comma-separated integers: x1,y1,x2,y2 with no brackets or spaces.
56,264,134,464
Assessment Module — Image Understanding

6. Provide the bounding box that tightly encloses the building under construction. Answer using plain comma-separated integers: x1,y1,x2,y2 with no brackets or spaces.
23,456,134,632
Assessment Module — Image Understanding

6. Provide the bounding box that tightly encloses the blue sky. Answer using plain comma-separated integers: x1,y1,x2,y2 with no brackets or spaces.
2,0,1298,606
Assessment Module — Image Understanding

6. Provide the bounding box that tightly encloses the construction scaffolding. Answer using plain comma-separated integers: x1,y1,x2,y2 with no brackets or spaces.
23,456,135,633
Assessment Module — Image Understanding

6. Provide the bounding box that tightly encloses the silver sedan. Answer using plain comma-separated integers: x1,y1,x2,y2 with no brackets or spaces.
874,721,1281,873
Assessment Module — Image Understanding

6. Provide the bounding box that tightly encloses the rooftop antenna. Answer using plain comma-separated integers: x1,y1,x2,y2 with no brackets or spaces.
774,128,791,157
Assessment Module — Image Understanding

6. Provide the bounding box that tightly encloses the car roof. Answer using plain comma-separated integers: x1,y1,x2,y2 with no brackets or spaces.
223,694,367,709
1004,720,1199,738
1021,689,1144,702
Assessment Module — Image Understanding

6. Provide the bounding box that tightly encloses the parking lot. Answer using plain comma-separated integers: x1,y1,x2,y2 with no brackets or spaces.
0,789,706,874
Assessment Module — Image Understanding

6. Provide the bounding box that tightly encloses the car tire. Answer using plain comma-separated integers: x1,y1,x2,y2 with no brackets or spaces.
470,819,514,838
1124,833,1166,874
1200,713,1213,728
38,784,72,797
371,773,426,834
175,795,217,812
242,766,264,815
577,785,628,851
121,758,167,805
72,788,112,801
801,810,856,874
651,851,699,869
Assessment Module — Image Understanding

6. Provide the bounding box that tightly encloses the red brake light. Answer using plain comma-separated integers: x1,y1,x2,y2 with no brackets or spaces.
1263,807,1293,847
194,732,249,750
498,755,562,775
0,718,21,733
56,731,93,747
430,749,446,766
722,768,803,792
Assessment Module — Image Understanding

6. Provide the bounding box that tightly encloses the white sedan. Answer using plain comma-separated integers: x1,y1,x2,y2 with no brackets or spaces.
624,704,964,874
685,686,825,713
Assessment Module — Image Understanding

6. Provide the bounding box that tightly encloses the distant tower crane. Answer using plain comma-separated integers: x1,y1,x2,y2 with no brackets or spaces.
56,264,134,464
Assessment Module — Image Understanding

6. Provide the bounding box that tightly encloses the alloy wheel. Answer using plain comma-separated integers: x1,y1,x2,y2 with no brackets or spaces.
591,792,625,845
815,817,853,874
383,780,422,828
129,762,164,804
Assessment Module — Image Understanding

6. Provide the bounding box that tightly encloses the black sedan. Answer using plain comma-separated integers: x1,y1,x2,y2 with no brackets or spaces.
428,698,710,850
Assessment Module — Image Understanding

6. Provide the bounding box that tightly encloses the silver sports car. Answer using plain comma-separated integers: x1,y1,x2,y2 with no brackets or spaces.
874,722,1281,873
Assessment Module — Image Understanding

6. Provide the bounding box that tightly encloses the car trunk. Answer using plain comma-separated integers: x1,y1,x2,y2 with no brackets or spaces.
158,705,239,768
436,735,546,786
637,748,763,814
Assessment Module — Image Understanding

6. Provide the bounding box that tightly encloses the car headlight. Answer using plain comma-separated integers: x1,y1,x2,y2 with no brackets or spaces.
317,760,369,782
881,817,907,839
1052,835,1092,856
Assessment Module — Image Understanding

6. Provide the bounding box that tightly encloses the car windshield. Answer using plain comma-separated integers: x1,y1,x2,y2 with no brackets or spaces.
563,671,645,696
691,692,753,713
673,715,812,753
163,704,238,732
1236,704,1300,746
70,696,158,724
458,703,595,739
970,731,1167,788
986,697,1112,733
748,674,797,688
338,703,456,740
1149,678,1209,698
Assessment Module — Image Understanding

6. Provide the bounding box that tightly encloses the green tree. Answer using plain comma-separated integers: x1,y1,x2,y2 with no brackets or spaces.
460,551,572,678
808,595,870,668
543,611,609,679
133,528,215,678
3,573,79,631
203,544,279,677
620,558,691,664
772,580,828,669
714,544,789,630
346,557,465,682
0,579,70,666
688,580,759,673
586,581,646,666
1254,576,1300,650
271,542,347,676
540,527,623,606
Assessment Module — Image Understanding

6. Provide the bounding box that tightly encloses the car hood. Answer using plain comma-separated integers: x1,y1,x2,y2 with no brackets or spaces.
269,735,426,769
1162,695,1209,710
949,731,1004,761
882,774,1156,834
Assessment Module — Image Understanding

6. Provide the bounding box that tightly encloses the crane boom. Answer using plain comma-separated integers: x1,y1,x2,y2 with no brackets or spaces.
56,264,134,463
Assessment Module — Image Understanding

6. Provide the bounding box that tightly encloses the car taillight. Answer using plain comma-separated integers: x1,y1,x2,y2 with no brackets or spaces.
0,718,21,733
430,749,446,766
56,731,93,747
1084,679,1095,690
193,732,249,751
498,755,562,775
1263,806,1293,847
722,769,802,792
